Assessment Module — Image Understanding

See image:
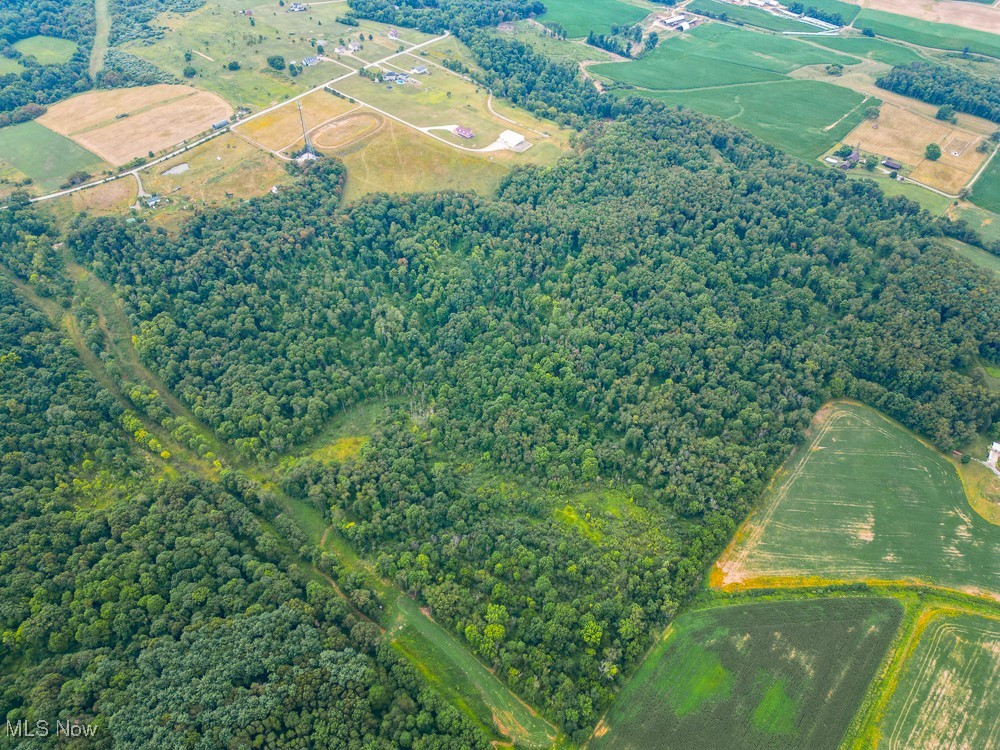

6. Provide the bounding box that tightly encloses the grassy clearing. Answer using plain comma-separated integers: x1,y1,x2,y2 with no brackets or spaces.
591,598,903,750
857,9,1000,59
0,121,107,191
941,238,1000,277
878,613,999,749
688,0,820,32
495,21,618,66
847,173,952,216
970,150,1000,214
804,35,926,66
950,202,1000,246
592,24,856,90
13,35,77,64
0,57,23,74
537,0,650,39
715,401,1000,597
636,79,870,160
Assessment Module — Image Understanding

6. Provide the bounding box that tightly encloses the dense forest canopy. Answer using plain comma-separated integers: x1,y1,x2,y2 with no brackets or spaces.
61,105,999,736
0,0,94,124
876,61,1000,124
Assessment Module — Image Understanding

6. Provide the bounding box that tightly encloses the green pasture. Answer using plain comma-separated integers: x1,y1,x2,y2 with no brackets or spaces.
537,0,650,39
733,401,1000,595
688,0,820,33
0,122,106,191
857,9,1000,60
495,21,618,65
0,56,24,74
805,35,926,66
970,150,1000,213
637,80,871,160
592,598,902,750
945,239,1000,276
879,614,999,750
954,203,1000,246
847,173,952,215
13,35,78,64
592,24,856,89
800,0,858,24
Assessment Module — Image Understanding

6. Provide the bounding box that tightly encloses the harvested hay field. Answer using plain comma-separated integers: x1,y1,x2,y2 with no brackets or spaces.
714,401,1000,597
314,113,383,150
592,598,903,750
234,92,360,153
879,613,999,750
845,0,1000,36
37,85,232,166
843,103,985,193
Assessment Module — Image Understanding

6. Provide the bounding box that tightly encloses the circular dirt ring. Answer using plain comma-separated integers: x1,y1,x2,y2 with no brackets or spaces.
313,113,383,150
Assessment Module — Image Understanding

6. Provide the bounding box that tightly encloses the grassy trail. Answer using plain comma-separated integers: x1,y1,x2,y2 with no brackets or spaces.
44,260,560,749
90,0,110,79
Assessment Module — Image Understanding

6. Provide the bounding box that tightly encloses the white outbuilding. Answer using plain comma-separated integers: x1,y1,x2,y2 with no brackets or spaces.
499,130,526,149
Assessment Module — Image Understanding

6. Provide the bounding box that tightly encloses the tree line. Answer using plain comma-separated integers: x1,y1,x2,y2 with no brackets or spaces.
876,61,1000,124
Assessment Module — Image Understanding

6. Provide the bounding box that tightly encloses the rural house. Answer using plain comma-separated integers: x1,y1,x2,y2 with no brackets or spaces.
454,126,474,139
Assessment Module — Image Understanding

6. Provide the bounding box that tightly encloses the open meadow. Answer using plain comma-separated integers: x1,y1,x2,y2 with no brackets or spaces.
537,0,651,38
0,121,107,191
591,24,856,89
878,613,1000,750
234,88,360,152
591,598,903,750
495,21,619,66
12,35,78,64
847,0,1000,35
715,401,1000,597
804,34,927,66
38,85,233,165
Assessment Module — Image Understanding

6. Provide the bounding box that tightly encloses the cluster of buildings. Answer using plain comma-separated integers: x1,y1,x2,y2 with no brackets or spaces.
748,0,780,7
660,14,692,32
383,70,414,84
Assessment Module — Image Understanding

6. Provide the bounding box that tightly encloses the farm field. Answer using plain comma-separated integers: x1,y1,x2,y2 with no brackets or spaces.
590,24,856,90
0,121,107,191
855,9,1000,59
842,102,987,194
847,0,1000,35
639,80,871,160
971,150,1000,213
951,202,1000,246
688,0,821,32
537,0,650,38
803,35,927,66
234,89,360,152
38,86,232,166
878,613,1000,750
715,401,1000,597
591,598,903,750
13,35,77,64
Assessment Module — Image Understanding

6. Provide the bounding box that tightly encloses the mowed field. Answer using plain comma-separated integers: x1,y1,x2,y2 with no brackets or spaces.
847,0,1000,35
843,103,988,193
805,35,926,66
12,35,77,64
971,149,1000,213
715,401,1000,596
538,0,650,38
878,613,1000,750
37,85,232,165
688,0,820,32
638,80,871,160
0,121,107,191
591,24,857,90
856,8,1000,59
591,598,903,750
